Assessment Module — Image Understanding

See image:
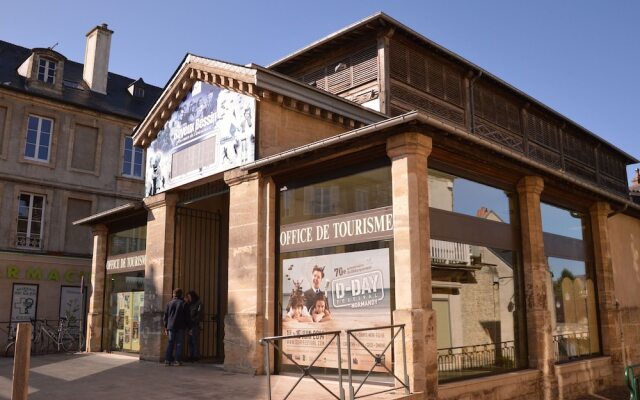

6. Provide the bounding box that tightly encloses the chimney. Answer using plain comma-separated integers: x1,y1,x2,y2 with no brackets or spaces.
83,23,113,94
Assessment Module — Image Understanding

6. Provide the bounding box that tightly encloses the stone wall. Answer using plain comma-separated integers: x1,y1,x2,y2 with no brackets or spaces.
438,370,540,400
555,357,613,400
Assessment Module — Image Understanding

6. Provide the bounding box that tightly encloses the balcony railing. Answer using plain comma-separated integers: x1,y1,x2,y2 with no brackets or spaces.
430,239,471,265
437,341,516,379
553,332,593,362
16,233,42,249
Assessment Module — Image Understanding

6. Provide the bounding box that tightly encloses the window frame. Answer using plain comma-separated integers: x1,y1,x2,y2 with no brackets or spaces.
121,136,144,179
16,193,46,250
37,57,57,84
24,114,53,163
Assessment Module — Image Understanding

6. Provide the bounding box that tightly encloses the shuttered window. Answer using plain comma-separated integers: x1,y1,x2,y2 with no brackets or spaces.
297,46,378,94
71,124,98,171
390,40,463,108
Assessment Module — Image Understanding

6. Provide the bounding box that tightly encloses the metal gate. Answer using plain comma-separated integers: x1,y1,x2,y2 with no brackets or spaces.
174,207,223,361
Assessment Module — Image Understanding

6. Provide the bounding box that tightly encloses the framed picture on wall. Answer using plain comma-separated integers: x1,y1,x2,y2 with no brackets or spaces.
9,283,39,336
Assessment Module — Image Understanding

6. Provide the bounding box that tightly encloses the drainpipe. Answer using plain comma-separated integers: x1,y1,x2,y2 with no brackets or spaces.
469,70,483,134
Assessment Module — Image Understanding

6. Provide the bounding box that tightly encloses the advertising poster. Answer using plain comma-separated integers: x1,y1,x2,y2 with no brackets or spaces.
145,81,256,196
281,248,392,371
59,286,85,337
11,283,38,324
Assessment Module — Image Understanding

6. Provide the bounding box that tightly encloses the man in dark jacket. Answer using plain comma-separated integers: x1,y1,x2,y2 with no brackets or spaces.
163,288,191,366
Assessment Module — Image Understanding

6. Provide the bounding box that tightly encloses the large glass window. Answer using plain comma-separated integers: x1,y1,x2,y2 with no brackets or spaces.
108,226,146,256
429,169,526,382
278,166,394,379
24,115,53,162
16,193,45,249
541,203,599,362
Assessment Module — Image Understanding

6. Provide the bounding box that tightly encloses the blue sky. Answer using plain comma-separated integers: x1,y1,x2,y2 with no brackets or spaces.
2,1,638,180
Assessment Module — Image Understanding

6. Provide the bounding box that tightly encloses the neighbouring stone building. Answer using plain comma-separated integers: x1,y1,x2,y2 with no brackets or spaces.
0,24,160,345
78,13,640,400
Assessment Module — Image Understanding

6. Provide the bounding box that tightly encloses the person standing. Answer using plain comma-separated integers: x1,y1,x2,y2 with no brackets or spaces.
163,288,191,366
185,290,203,362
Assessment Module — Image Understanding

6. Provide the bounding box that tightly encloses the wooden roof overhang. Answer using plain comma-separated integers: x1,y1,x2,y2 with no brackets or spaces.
243,111,640,218
133,54,386,148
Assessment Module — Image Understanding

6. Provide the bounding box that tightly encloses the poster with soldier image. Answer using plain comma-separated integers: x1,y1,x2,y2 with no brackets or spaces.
145,81,255,196
281,248,392,371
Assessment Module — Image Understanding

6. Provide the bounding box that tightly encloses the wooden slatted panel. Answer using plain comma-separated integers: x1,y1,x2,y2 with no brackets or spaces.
390,41,409,82
525,112,560,149
352,47,378,86
408,48,427,91
391,82,465,126
327,57,351,93
598,148,627,181
563,128,595,166
474,84,521,135
473,118,524,153
565,159,597,182
528,141,562,169
390,40,463,108
426,57,446,100
302,68,326,90
444,71,463,107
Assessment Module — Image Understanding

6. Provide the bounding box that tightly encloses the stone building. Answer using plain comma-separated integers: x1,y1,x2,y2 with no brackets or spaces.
0,25,160,344
78,13,640,400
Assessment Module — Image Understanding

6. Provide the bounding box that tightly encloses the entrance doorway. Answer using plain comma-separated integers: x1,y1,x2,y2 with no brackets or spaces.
174,191,228,361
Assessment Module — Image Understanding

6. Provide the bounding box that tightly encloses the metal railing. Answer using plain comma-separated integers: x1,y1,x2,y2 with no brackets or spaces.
260,330,345,400
553,332,592,362
437,340,516,374
346,324,409,399
261,325,410,400
626,364,640,400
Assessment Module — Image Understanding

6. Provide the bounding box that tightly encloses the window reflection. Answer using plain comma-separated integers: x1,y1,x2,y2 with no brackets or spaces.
428,169,524,381
548,257,599,361
429,170,511,223
541,202,600,362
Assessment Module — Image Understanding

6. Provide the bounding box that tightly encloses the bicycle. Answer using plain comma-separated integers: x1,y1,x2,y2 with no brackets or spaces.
33,318,78,354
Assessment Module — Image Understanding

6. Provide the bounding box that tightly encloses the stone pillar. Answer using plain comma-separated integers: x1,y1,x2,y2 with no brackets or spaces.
223,170,272,374
387,132,436,398
516,176,557,400
86,224,108,352
589,202,623,382
141,192,178,362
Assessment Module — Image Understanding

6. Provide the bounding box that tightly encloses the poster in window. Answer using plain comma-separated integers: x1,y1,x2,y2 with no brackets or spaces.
281,248,392,371
59,285,85,337
11,283,38,324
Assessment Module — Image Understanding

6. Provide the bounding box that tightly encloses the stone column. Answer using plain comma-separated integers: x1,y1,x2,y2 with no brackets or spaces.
589,202,623,382
516,176,557,400
141,192,178,362
223,169,272,374
387,132,436,398
86,224,108,352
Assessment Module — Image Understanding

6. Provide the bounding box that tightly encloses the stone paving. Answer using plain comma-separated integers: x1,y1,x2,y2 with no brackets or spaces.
0,352,417,400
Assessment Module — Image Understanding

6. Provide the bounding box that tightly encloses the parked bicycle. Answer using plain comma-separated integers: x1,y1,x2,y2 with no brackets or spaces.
4,318,77,357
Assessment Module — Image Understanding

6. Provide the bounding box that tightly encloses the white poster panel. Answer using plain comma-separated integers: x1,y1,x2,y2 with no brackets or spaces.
11,283,38,329
60,286,84,337
145,81,256,196
281,248,392,371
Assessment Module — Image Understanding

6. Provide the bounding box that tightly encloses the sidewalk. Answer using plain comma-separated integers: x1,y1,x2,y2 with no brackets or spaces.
0,353,417,400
